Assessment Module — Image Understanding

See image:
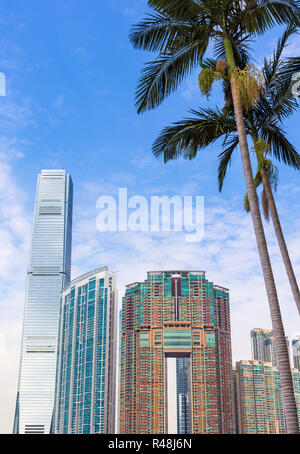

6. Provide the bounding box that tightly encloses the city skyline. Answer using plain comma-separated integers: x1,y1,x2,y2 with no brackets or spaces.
3,167,300,435
0,0,300,434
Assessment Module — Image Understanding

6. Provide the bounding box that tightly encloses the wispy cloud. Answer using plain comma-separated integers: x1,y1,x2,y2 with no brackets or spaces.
0,154,31,434
74,46,92,59
72,174,300,366
1,161,299,433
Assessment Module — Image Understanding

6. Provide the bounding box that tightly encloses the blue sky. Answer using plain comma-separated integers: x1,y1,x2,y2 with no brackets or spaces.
0,0,299,433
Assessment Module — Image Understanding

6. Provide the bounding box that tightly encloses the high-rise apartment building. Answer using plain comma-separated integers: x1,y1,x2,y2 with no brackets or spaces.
292,337,300,371
232,367,239,434
119,271,235,434
251,328,277,366
292,368,300,425
54,268,117,434
235,360,286,434
13,170,73,434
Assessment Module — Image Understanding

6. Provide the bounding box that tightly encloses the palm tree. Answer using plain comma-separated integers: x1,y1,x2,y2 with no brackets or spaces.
153,26,300,319
130,1,300,433
251,145,300,315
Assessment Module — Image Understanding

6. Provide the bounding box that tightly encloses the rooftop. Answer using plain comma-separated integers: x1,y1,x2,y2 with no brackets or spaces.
62,266,109,292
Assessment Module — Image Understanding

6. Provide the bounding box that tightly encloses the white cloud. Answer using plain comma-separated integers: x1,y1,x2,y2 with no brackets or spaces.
0,99,33,129
74,46,91,59
52,95,65,110
181,77,200,101
1,163,299,433
0,155,31,434
282,34,300,58
72,180,300,369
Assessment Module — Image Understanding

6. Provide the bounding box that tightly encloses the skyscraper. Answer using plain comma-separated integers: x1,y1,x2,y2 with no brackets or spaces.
234,329,300,434
292,337,300,371
251,328,277,366
119,270,235,434
235,360,286,434
14,170,73,434
54,267,117,434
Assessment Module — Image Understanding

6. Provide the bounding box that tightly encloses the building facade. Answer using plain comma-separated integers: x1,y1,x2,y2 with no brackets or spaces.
292,368,300,426
251,328,278,366
119,271,235,434
235,360,286,434
292,337,300,371
14,170,73,434
235,360,300,434
54,268,117,434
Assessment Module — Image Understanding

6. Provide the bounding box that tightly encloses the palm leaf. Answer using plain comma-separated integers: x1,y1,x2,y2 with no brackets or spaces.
135,38,210,113
218,135,240,191
147,0,217,20
260,124,300,168
262,24,297,87
129,13,194,52
241,1,300,35
278,56,300,87
152,107,237,162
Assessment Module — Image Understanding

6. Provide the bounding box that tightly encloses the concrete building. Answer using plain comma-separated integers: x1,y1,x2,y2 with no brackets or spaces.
119,271,235,434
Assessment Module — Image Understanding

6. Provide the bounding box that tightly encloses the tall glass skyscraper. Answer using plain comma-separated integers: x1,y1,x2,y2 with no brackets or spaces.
120,271,235,434
13,170,73,434
54,268,117,434
176,357,190,434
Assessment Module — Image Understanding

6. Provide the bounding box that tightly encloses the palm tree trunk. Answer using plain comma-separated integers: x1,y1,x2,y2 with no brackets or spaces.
261,167,300,316
224,37,299,434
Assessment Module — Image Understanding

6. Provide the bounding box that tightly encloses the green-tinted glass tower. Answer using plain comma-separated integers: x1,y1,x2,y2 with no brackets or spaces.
54,267,117,434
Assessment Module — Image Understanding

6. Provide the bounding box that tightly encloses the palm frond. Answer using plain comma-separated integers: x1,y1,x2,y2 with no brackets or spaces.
278,56,300,87
147,0,209,19
213,34,252,66
129,13,194,52
135,38,210,113
260,124,300,168
262,24,297,87
218,135,240,191
201,57,218,71
152,107,237,162
253,89,298,127
242,1,300,35
249,26,299,128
